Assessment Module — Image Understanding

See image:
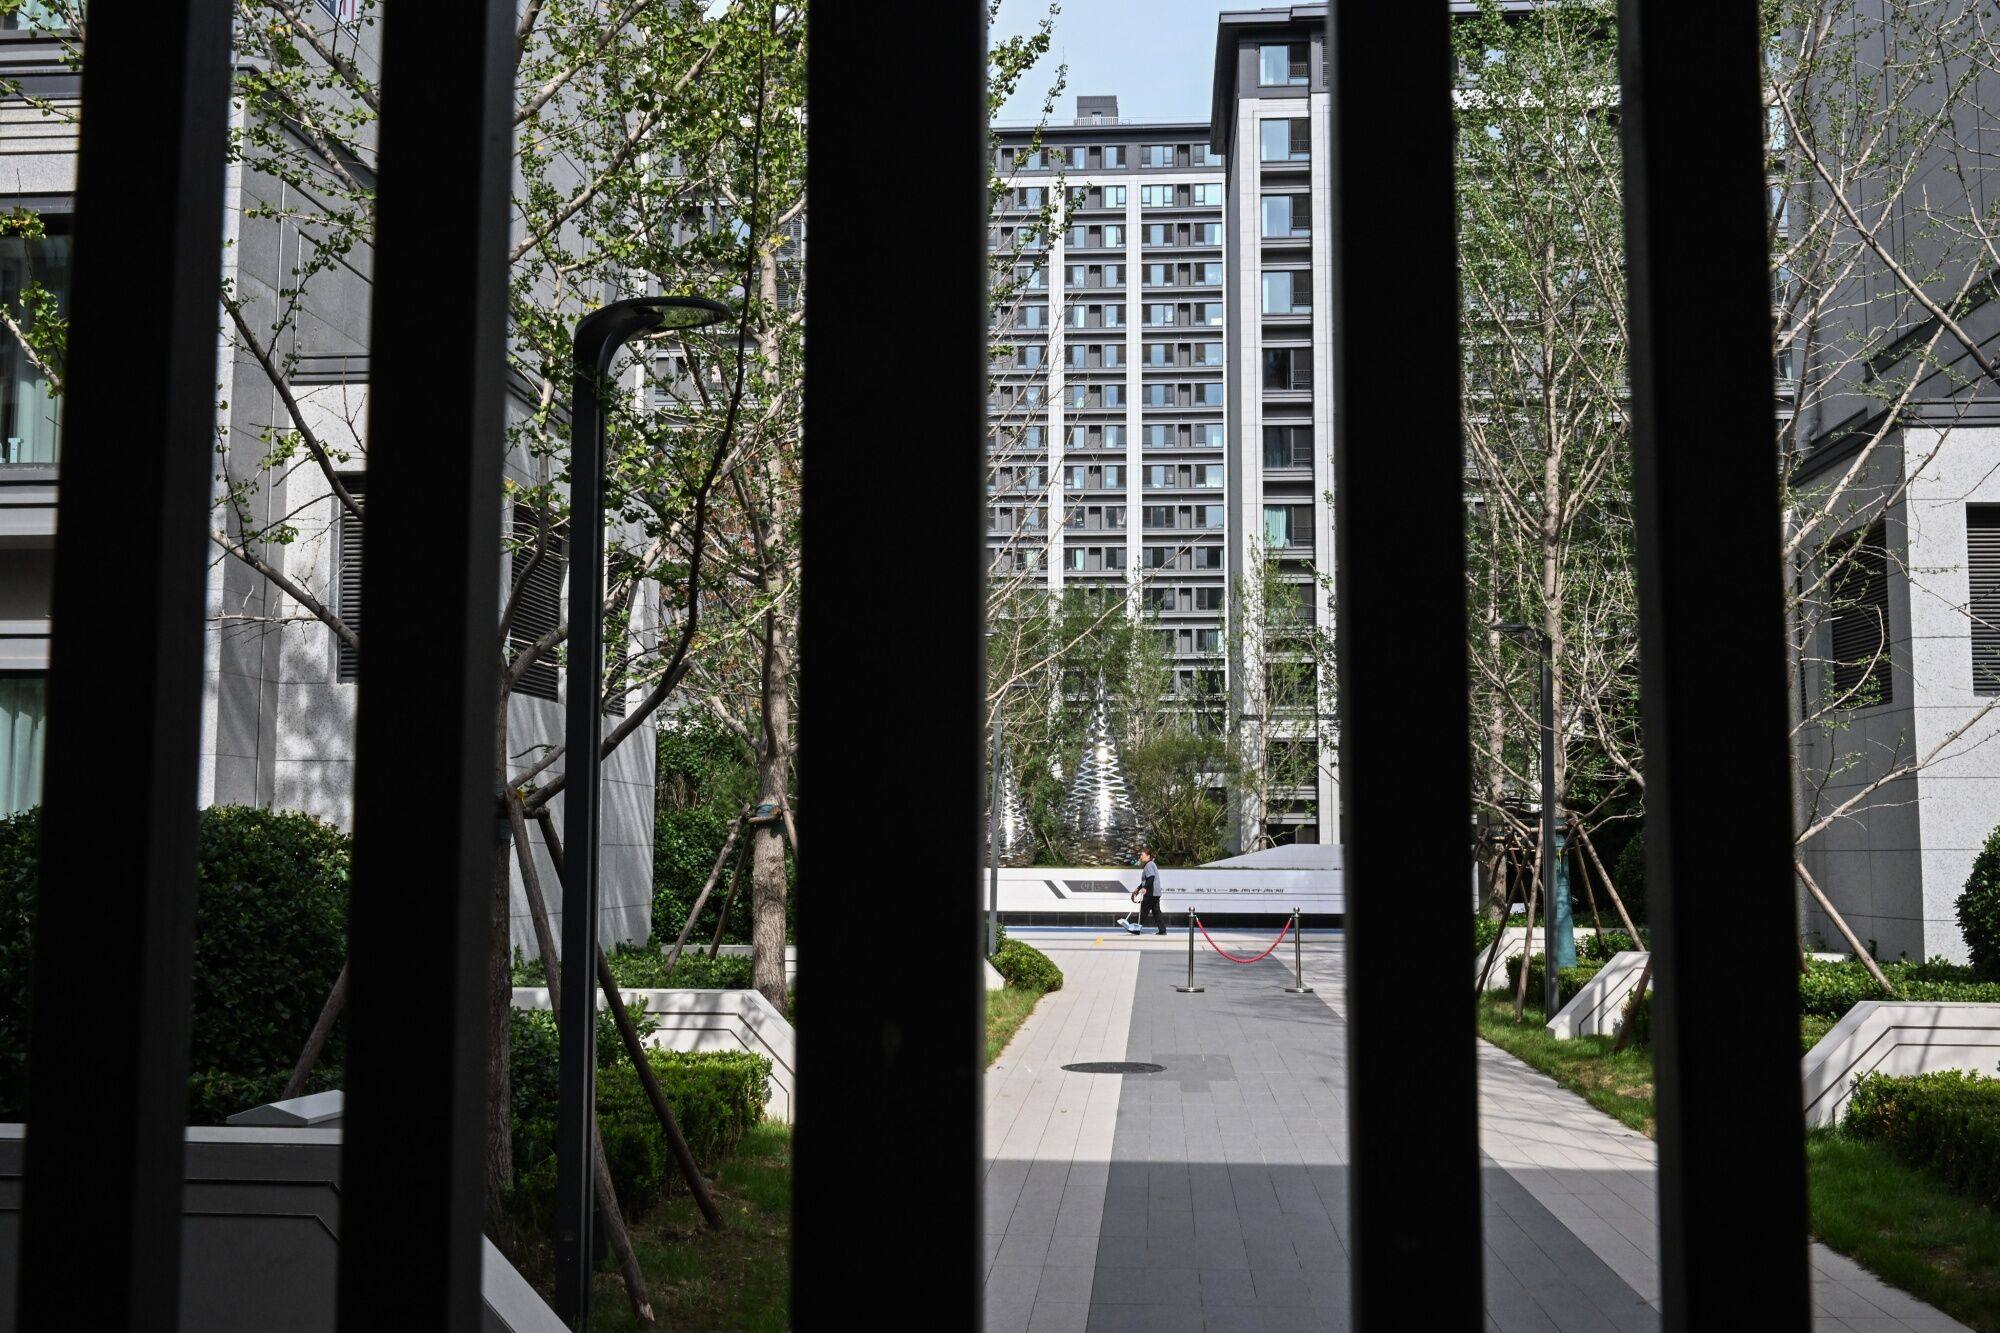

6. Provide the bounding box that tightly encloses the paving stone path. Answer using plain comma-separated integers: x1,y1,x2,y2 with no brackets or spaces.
983,929,1971,1333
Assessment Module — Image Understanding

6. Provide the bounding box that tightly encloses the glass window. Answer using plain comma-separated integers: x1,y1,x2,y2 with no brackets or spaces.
1191,145,1222,167
1147,465,1172,487
1020,148,1046,169
1105,547,1127,570
1103,344,1124,367
1102,185,1126,206
1019,305,1045,328
1103,264,1124,286
1104,303,1125,327
1102,224,1124,246
1145,223,1169,245
1141,185,1174,207
1196,464,1223,488
1195,547,1222,570
1145,303,1175,327
1067,547,1087,572
1196,222,1222,245
1068,385,1090,408
1103,145,1126,168
1145,506,1174,528
1068,304,1089,327
1195,382,1223,406
1191,183,1222,206
1020,345,1044,368
1066,465,1088,489
1146,343,1171,366
1260,42,1309,86
1144,424,1171,447
1144,144,1173,167
1104,464,1125,485
1104,425,1126,446
1145,547,1171,569
1262,194,1306,238
1146,264,1171,287
1196,302,1224,326
1260,118,1310,163
1263,505,1292,547
1144,384,1170,407
1196,587,1224,611
1197,423,1224,447
1261,271,1310,315
1066,264,1088,288
1064,146,1086,168
1196,262,1222,285
1104,384,1126,407
1197,342,1223,366
1068,344,1089,367
1195,629,1222,653
0,675,45,816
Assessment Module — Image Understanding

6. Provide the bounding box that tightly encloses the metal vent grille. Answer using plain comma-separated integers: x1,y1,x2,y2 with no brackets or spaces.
334,479,364,683
509,505,564,702
1828,522,1892,708
1971,508,2000,696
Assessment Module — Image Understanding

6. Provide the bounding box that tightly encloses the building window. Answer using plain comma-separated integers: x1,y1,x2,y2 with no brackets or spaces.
1063,145,1086,169
1195,302,1224,326
1264,504,1310,549
1261,270,1311,316
1143,144,1173,167
1196,222,1222,245
1827,521,1892,708
1145,303,1175,327
1194,382,1223,406
0,674,44,818
1102,223,1124,246
0,223,69,467
1194,547,1223,570
1196,587,1224,611
509,505,566,702
1263,424,1312,468
1102,185,1126,207
1261,194,1309,239
334,478,366,682
1196,464,1223,488
1143,384,1171,408
1103,145,1126,168
1140,185,1174,208
1192,144,1223,167
1196,342,1223,366
1259,118,1311,163
1191,183,1222,206
1970,507,2000,695
1259,42,1309,86
1145,263,1172,287
1262,346,1313,391
1196,424,1224,448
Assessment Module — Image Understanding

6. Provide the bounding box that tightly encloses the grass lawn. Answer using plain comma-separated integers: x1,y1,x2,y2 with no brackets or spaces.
590,1121,792,1333
987,984,1046,1066
1478,992,2000,1330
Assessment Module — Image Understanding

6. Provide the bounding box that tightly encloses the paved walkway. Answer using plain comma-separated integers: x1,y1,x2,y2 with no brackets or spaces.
983,928,1971,1333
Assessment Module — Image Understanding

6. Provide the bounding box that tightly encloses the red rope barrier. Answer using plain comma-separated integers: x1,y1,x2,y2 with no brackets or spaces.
1195,915,1293,964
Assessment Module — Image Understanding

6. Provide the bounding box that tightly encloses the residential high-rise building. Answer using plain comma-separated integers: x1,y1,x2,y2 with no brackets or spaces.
1214,10,1338,848
989,96,1231,707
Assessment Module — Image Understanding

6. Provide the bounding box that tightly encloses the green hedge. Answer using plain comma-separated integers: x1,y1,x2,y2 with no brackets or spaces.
1846,1069,2000,1209
1502,954,1602,1009
1474,915,1502,955
1800,956,2000,1019
1613,831,1648,925
508,1010,768,1224
992,938,1063,994
0,805,350,1123
513,940,756,991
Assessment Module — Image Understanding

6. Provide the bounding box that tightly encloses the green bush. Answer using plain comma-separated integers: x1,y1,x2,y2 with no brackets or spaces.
992,938,1063,994
1957,823,2000,980
0,805,351,1123
1612,831,1647,926
509,1010,768,1224
1503,954,1603,1008
512,940,756,991
1474,915,1502,955
1846,1069,2000,1208
1799,956,2000,1019
1577,929,1643,963
652,720,772,947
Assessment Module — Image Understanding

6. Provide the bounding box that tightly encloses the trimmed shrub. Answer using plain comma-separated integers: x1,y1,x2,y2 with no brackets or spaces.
992,938,1063,994
1612,831,1647,926
1846,1069,2000,1208
1474,915,1503,955
1503,954,1603,1009
513,940,756,991
0,805,350,1123
652,720,763,946
1799,956,2000,1019
508,1010,768,1224
1577,929,1642,963
1957,822,2000,980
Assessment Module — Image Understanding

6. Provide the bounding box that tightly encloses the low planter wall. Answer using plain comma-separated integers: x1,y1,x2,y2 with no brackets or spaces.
708,944,798,986
512,986,797,1124
1802,1001,2000,1128
1475,926,1609,990
0,1123,561,1332
1545,951,1650,1039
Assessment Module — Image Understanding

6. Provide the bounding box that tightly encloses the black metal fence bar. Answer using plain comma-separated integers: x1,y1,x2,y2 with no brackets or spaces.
335,2,516,1328
1618,2,1811,1327
795,3,987,1325
1326,4,1483,1324
15,2,233,1325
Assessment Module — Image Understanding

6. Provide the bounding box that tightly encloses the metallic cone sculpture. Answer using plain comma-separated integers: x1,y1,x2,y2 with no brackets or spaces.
995,749,1035,867
1060,679,1142,865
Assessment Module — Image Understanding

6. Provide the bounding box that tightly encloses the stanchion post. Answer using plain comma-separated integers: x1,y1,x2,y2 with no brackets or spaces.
1284,907,1315,994
1175,910,1204,994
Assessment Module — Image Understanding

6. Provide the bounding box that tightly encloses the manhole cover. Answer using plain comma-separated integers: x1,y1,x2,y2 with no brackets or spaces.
1061,1061,1164,1075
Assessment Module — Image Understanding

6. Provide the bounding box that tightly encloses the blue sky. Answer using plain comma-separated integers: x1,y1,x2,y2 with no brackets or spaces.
991,0,1245,126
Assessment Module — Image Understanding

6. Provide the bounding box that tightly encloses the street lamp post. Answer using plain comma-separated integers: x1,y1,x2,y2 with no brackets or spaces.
556,294,729,1326
1498,622,1570,1015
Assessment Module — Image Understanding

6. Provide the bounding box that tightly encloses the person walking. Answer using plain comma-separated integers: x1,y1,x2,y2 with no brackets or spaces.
1129,848,1165,936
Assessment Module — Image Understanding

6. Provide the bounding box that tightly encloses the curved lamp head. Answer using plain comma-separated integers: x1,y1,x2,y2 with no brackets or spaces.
575,294,733,371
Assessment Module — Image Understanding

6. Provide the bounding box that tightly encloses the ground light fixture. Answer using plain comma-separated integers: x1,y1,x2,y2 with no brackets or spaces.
1494,620,1570,1015
556,293,731,1326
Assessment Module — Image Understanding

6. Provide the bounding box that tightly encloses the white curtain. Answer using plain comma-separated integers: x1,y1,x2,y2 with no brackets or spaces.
0,676,45,817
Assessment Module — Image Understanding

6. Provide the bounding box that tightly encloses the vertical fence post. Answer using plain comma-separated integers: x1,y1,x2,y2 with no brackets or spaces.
16,2,232,1325
1326,2,1483,1323
1619,2,1810,1327
336,1,516,1328
797,1,986,1325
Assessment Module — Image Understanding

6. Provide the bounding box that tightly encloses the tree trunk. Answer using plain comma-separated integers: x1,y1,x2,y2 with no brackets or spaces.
281,961,348,1099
